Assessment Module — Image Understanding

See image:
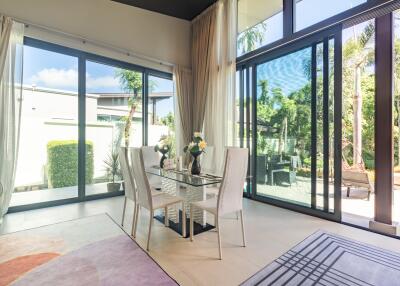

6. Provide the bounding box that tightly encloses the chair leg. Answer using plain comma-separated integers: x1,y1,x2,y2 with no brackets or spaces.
121,196,127,226
368,189,371,201
240,210,246,247
346,186,350,197
164,207,169,227
216,216,222,260
133,204,139,238
146,210,153,251
190,205,194,241
236,211,239,220
182,202,186,238
130,202,137,236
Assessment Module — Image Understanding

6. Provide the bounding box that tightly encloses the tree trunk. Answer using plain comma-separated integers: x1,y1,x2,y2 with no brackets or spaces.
353,66,363,166
125,103,137,148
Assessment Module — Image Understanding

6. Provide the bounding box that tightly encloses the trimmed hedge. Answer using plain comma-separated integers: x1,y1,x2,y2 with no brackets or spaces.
47,140,94,188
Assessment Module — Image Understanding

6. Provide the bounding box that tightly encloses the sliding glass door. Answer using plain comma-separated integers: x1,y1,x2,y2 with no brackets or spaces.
12,45,80,208
238,27,342,220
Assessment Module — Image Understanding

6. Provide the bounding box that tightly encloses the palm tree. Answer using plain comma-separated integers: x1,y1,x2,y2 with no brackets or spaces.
237,22,267,55
115,69,142,148
343,22,375,166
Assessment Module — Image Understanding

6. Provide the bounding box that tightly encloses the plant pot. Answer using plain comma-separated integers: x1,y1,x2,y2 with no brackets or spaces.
107,182,121,193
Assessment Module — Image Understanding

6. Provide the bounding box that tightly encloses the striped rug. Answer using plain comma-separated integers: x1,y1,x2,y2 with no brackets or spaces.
242,230,400,286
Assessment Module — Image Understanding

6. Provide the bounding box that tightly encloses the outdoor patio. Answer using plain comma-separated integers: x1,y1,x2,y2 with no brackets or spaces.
257,177,400,227
10,182,123,207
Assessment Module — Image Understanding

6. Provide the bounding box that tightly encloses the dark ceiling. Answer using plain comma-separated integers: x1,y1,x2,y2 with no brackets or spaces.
113,0,217,21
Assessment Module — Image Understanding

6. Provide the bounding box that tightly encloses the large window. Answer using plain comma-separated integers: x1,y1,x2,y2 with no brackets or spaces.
295,0,368,32
237,0,283,56
10,38,173,210
12,46,79,207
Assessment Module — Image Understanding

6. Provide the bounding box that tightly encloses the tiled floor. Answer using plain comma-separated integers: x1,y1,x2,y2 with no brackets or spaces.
2,196,400,285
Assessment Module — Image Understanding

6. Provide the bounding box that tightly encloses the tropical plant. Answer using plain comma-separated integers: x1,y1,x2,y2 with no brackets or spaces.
115,70,157,147
237,22,267,55
343,22,375,166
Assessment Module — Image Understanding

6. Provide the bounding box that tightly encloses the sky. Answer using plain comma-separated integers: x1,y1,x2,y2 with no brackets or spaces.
23,46,174,117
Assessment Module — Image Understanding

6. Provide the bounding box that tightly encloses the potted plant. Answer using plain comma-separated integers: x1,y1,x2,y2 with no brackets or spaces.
183,132,207,175
104,146,121,192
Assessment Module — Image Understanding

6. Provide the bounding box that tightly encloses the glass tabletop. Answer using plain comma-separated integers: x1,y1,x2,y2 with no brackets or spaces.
146,166,222,187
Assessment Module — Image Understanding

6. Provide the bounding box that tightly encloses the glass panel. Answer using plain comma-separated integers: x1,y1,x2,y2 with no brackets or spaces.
316,42,324,210
295,0,367,32
328,38,335,213
147,75,175,155
12,46,79,206
341,20,375,227
256,47,312,207
393,10,400,228
85,61,143,196
237,0,283,56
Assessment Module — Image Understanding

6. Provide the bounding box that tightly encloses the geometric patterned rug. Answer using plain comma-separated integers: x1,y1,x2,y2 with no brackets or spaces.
0,214,178,286
241,230,400,286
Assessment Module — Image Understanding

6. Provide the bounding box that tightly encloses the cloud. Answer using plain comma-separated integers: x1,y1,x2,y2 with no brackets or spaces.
29,68,121,91
30,68,78,89
87,75,120,90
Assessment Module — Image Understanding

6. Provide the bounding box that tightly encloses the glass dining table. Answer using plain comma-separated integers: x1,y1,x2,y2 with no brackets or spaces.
145,166,221,237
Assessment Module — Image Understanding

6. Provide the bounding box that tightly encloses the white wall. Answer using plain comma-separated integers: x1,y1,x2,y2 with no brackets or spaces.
0,0,191,71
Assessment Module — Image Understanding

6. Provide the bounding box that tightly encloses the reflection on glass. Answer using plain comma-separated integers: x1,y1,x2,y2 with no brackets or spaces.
341,20,375,227
256,47,312,207
237,0,283,56
393,11,400,227
295,0,367,31
147,76,175,156
85,61,143,195
12,46,79,206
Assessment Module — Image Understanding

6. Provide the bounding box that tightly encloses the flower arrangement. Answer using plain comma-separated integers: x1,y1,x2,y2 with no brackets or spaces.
154,135,171,168
154,135,171,155
183,132,207,155
184,132,207,175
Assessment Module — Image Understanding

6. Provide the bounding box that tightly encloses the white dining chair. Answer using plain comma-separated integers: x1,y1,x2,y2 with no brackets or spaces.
190,147,248,260
120,147,163,237
119,147,137,235
141,146,163,190
130,147,186,251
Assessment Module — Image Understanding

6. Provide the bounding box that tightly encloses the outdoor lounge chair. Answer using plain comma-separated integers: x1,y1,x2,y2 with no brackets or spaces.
342,168,374,200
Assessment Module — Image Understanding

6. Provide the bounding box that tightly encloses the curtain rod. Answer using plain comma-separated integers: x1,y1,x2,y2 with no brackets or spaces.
1,13,177,69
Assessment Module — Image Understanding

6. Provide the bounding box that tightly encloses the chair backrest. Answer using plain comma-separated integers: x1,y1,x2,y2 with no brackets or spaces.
141,146,161,168
130,148,152,210
217,147,249,215
119,147,136,202
201,146,214,173
141,146,162,188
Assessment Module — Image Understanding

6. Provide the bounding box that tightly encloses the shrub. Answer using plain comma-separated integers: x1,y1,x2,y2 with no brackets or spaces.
47,140,94,188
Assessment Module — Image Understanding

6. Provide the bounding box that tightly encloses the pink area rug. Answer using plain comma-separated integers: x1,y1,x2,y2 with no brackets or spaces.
0,214,178,286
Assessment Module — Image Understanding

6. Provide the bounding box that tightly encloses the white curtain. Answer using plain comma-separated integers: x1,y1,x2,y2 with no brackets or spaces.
0,16,24,219
173,65,193,158
203,0,237,174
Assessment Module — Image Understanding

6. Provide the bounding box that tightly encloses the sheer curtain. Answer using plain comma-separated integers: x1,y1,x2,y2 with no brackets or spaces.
173,66,193,158
0,16,24,220
191,5,217,135
203,0,237,173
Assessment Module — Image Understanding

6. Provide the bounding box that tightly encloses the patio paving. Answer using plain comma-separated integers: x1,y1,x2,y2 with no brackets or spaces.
10,182,123,207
